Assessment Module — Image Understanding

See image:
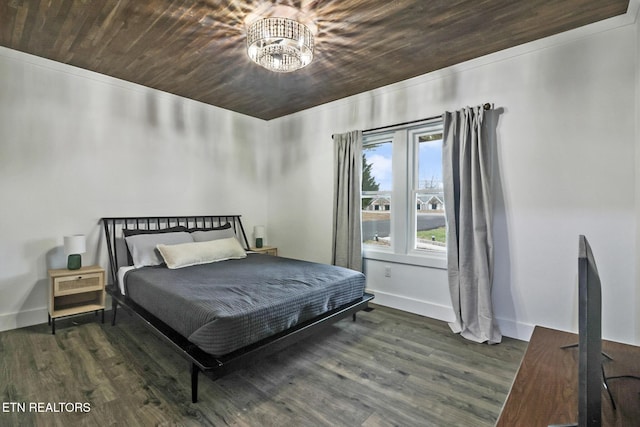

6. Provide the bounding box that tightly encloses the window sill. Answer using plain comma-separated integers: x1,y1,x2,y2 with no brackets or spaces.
363,248,447,270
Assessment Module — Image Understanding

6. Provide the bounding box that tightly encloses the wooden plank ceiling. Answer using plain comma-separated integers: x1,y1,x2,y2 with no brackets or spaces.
0,0,630,120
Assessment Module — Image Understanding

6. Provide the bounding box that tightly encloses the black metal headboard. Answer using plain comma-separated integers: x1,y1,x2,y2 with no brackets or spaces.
101,215,250,286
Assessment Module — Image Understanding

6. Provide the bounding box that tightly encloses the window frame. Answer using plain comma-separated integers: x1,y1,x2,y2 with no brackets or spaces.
408,122,447,257
362,119,447,269
361,132,394,252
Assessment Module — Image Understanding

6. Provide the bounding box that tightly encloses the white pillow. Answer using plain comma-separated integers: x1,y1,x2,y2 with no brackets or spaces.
157,237,247,269
125,232,193,267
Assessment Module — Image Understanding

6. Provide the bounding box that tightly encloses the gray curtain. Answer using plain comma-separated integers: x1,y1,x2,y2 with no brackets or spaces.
443,106,502,344
332,130,363,272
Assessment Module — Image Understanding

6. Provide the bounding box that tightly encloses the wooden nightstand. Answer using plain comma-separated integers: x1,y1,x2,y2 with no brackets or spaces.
48,265,106,334
250,246,278,256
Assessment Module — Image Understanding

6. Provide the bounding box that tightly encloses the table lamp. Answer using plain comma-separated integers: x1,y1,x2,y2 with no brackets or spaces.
64,234,86,270
254,226,265,249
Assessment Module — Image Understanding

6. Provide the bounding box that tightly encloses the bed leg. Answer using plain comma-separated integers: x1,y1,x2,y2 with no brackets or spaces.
190,363,200,403
352,313,356,322
111,300,118,326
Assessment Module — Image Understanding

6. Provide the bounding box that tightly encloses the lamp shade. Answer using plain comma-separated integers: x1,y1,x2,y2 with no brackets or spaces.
64,235,86,255
253,226,265,249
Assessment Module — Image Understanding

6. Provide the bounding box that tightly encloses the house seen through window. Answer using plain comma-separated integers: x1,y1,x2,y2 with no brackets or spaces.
362,120,446,255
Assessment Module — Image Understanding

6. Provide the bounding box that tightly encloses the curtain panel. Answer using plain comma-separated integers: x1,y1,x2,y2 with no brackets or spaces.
443,106,502,344
332,130,363,272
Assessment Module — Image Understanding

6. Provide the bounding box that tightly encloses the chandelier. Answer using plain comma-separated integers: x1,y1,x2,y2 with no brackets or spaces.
246,8,315,73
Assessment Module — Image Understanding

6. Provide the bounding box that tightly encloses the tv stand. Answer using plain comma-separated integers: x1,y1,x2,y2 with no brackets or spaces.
559,344,617,410
560,342,613,360
496,326,640,426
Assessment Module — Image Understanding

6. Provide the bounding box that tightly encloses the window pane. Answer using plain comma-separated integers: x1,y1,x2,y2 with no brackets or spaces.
362,194,391,247
415,133,446,251
362,142,392,192
417,134,443,192
362,140,392,247
415,193,446,252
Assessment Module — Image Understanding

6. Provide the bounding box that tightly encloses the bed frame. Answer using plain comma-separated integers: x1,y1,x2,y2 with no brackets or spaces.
101,215,374,403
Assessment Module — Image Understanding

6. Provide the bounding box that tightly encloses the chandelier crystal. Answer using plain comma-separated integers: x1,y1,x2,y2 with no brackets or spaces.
246,16,314,73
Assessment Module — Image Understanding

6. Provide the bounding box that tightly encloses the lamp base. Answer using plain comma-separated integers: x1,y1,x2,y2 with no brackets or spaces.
67,254,82,270
255,238,263,249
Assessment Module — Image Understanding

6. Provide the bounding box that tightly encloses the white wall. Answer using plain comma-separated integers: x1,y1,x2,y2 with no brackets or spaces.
0,48,269,331
268,13,639,344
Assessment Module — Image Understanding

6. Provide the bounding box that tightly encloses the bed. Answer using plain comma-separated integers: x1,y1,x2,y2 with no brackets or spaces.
101,215,373,403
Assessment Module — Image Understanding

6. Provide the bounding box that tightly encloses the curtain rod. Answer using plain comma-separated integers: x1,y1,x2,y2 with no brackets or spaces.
362,102,492,134
331,103,493,138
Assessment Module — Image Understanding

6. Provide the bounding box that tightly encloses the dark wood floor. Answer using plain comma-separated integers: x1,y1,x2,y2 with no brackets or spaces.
0,305,527,426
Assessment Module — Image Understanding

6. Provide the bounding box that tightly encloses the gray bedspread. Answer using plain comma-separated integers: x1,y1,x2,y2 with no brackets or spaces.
124,254,365,357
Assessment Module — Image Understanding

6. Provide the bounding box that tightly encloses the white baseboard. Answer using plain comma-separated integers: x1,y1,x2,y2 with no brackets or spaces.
0,307,48,332
368,289,535,342
367,289,457,323
0,299,114,333
494,317,536,342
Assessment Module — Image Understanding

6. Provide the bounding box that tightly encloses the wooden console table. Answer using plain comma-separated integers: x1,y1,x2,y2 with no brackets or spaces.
496,326,640,426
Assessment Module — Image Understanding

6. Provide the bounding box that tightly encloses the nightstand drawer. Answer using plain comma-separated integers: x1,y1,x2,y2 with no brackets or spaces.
54,273,103,296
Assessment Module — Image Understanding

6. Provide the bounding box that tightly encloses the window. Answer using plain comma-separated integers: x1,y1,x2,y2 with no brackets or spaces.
412,126,446,253
361,119,445,258
362,134,392,247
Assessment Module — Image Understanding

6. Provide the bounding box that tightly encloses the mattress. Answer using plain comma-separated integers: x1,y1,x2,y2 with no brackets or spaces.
123,254,366,357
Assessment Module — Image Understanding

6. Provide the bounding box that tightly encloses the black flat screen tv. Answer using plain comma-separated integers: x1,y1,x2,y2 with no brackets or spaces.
577,234,602,426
